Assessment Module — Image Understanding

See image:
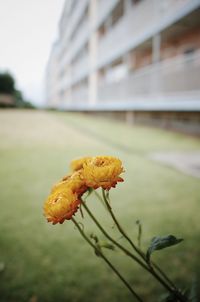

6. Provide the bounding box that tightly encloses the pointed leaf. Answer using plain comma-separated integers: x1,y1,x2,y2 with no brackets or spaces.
94,247,102,257
100,241,115,251
136,219,142,248
146,235,183,263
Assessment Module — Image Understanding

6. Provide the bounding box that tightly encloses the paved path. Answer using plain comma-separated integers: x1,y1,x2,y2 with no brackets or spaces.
150,151,200,178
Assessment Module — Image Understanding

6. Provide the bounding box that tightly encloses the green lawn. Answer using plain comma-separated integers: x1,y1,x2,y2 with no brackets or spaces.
0,109,200,302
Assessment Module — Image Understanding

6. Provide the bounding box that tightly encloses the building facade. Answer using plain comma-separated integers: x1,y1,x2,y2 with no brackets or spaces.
46,0,200,131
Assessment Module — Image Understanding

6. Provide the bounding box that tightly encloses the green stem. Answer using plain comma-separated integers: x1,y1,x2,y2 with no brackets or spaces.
101,190,175,287
81,199,186,302
72,217,143,302
102,189,144,257
101,189,187,302
94,190,108,210
81,200,148,269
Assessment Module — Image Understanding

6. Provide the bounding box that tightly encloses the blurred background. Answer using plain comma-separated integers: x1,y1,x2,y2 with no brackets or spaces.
0,1,200,301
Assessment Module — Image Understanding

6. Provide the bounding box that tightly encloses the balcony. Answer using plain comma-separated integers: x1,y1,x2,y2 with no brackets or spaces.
71,86,89,103
70,20,89,62
59,0,89,53
71,54,90,85
95,0,119,29
97,51,200,110
97,0,200,69
60,19,90,69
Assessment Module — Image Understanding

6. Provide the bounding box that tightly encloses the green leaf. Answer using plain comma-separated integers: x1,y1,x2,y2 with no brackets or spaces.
146,235,183,263
136,219,142,248
90,233,99,244
100,241,115,251
94,247,102,257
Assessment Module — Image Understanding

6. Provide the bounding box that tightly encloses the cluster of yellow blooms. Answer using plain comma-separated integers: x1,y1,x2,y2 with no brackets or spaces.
44,156,124,225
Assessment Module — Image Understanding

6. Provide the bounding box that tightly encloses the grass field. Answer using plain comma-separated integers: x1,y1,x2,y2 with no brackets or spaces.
0,109,200,302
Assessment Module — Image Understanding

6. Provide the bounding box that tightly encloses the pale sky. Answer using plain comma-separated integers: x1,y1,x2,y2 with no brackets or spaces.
0,0,65,105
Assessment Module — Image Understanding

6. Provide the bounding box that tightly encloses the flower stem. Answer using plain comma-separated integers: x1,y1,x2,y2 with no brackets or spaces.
81,200,148,269
100,190,187,302
71,217,143,302
81,199,186,302
101,189,177,288
94,190,108,211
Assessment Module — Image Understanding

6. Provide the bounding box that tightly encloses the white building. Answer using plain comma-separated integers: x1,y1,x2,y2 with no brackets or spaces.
46,0,200,131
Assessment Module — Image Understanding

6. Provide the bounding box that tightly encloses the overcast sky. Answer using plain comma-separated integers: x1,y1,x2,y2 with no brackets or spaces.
0,0,65,105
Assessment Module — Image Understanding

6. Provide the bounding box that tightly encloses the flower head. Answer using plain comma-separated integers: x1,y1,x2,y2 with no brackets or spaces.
44,189,80,224
70,157,92,172
52,171,87,196
43,155,125,225
82,156,124,190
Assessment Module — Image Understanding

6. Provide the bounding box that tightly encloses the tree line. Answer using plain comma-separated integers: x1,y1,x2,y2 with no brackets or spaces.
0,72,34,108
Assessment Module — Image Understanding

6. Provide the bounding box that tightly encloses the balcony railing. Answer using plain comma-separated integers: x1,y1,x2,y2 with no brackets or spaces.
98,51,200,103
95,0,119,29
71,54,90,84
59,0,89,55
71,86,89,103
60,19,90,70
97,0,199,68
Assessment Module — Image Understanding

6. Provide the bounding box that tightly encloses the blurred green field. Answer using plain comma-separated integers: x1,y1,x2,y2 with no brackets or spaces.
0,109,200,302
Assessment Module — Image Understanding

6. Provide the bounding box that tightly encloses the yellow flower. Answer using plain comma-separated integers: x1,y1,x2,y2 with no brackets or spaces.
52,171,87,196
70,157,92,172
44,189,80,224
82,156,124,190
